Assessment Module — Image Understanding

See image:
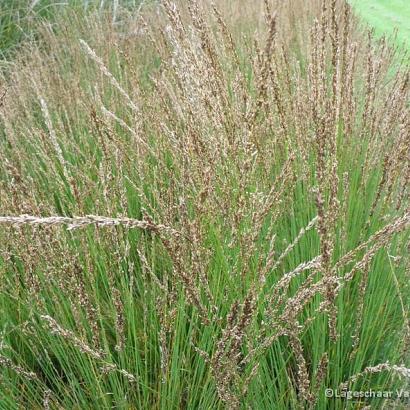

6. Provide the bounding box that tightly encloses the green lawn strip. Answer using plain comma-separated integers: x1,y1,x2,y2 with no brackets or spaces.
351,0,410,50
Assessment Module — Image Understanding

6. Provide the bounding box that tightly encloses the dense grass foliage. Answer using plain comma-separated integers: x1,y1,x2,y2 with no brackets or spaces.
0,1,409,409
0,0,144,59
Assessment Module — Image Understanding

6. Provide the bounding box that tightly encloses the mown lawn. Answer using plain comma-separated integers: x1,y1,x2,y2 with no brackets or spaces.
351,0,410,49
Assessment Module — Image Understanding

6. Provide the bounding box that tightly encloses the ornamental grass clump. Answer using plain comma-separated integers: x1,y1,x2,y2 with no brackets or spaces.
0,0,409,408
